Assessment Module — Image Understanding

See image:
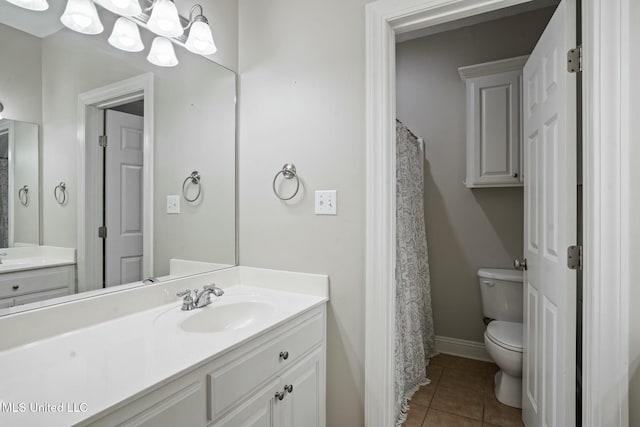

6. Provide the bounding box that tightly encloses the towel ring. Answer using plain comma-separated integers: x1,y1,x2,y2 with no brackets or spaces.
54,182,67,205
272,164,300,201
18,185,29,207
182,171,202,202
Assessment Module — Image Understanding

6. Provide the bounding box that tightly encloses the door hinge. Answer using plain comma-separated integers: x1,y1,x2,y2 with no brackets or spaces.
567,245,582,270
98,226,107,239
99,135,108,147
567,46,582,73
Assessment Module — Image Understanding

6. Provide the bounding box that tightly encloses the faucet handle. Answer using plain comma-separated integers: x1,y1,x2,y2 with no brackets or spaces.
176,290,192,298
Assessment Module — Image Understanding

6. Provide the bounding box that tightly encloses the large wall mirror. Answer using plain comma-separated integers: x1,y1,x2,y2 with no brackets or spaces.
0,2,236,315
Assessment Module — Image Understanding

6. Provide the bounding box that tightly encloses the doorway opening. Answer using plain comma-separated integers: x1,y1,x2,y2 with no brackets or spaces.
76,73,154,294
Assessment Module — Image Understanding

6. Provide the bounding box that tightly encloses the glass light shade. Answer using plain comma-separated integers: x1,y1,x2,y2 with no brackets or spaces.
185,19,217,55
5,0,49,11
147,0,183,38
60,0,104,35
108,17,144,52
94,0,141,17
147,37,178,67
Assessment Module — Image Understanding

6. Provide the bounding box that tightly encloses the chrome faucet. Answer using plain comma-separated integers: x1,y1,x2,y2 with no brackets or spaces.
177,284,224,311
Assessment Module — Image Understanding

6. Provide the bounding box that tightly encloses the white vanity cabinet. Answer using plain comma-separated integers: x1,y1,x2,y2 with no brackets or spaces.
84,305,326,427
459,55,528,188
0,265,75,308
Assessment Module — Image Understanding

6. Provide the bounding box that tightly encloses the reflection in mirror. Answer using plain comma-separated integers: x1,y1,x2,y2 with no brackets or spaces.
0,3,236,315
0,119,39,249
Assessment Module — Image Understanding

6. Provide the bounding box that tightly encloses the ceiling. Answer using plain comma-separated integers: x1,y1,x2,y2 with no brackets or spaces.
0,1,66,38
395,0,560,43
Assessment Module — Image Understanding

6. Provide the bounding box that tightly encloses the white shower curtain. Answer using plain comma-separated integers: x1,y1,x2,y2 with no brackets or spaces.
394,120,436,426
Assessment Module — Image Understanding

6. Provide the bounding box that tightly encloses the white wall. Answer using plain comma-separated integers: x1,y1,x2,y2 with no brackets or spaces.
238,0,369,425
12,121,39,246
0,24,41,125
628,0,640,423
396,8,554,342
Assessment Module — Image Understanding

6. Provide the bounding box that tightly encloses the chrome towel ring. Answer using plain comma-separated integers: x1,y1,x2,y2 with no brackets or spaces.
54,182,67,205
272,164,300,201
18,185,29,207
182,171,202,202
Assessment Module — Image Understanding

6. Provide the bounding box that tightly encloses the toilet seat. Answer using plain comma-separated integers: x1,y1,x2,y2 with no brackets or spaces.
486,321,523,353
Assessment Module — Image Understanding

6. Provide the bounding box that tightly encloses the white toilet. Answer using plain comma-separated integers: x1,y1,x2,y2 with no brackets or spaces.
477,268,524,408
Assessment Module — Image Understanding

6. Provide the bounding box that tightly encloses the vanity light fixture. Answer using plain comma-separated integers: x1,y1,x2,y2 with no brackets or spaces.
147,36,178,67
60,0,104,35
184,4,216,55
108,17,144,52
5,0,49,11
147,0,183,38
0,102,4,120
93,0,141,17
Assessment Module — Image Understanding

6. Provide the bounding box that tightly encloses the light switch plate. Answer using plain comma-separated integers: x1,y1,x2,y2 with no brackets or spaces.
167,195,180,214
315,190,337,215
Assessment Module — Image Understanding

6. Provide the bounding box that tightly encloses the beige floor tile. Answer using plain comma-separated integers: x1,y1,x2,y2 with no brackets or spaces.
411,382,437,407
429,353,459,368
427,365,444,383
484,371,496,393
450,356,495,375
483,423,501,427
403,403,428,427
483,392,523,427
439,367,486,392
430,384,484,420
423,409,483,427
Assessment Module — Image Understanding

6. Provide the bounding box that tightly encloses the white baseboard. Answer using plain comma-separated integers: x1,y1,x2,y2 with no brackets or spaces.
434,335,493,362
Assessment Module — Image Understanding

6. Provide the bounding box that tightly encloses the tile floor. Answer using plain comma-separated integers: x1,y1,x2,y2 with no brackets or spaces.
402,353,523,427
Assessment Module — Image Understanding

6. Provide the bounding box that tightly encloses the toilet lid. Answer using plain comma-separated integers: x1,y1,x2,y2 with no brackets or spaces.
486,321,523,352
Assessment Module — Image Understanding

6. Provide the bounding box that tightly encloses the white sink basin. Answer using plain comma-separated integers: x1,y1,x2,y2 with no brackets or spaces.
156,300,276,334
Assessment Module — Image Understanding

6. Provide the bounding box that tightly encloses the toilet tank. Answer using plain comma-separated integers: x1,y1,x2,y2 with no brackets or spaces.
477,268,524,322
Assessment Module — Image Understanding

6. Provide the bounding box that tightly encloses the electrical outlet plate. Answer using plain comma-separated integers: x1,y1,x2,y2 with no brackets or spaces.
315,190,337,215
167,195,180,214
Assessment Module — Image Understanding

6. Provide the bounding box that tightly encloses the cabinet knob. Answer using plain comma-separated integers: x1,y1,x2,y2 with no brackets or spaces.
512,173,518,178
279,351,289,360
275,391,285,401
12,285,19,291
284,384,293,393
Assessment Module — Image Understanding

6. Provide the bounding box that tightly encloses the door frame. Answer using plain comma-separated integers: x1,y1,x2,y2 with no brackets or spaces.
0,120,14,247
364,1,631,426
76,73,154,293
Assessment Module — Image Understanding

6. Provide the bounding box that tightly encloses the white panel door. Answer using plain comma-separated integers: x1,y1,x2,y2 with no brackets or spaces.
105,110,144,287
277,349,323,427
522,1,576,427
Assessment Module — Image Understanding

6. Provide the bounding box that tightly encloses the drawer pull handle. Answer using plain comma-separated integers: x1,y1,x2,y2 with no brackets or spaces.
12,285,19,291
279,351,289,360
284,384,293,393
275,391,285,401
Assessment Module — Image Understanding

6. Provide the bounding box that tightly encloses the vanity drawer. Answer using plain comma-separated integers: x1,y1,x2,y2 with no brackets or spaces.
207,310,324,421
0,266,74,298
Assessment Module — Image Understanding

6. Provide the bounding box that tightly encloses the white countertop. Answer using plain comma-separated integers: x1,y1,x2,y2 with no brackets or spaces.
0,257,75,273
0,284,327,427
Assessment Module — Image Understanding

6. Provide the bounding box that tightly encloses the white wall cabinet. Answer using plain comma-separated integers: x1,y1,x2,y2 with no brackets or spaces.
0,265,74,308
459,56,528,188
84,306,326,427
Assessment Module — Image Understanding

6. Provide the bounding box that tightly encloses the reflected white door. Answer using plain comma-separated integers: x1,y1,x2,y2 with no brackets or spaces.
105,110,144,287
522,1,576,426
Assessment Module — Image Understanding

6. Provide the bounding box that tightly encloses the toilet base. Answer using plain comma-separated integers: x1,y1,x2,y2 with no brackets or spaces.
494,370,522,408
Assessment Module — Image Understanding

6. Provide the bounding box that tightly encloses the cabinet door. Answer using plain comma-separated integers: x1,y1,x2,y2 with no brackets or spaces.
466,71,522,187
0,297,14,309
212,379,279,427
14,288,69,306
276,348,324,427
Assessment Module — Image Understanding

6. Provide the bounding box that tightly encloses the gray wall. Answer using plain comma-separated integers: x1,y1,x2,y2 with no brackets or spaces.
238,0,370,425
396,8,555,343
